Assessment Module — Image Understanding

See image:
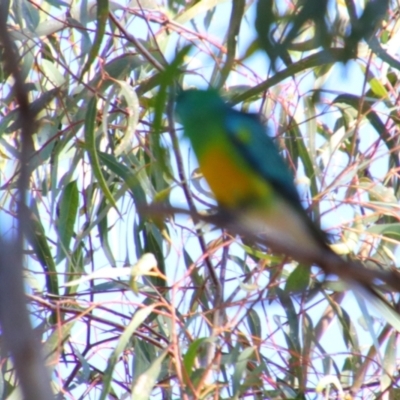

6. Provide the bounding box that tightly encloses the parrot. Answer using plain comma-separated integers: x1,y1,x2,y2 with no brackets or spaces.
175,88,400,309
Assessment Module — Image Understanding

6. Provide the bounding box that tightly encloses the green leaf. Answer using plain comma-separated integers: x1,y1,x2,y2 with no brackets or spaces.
175,0,230,24
99,151,147,204
246,308,262,341
39,59,66,86
183,338,209,377
110,81,140,156
100,305,156,400
131,351,167,400
214,0,245,88
285,265,310,293
25,203,58,297
44,322,74,369
332,93,400,168
369,77,388,98
56,180,79,263
84,96,119,211
232,48,346,104
81,0,109,77
97,197,116,267
232,347,255,397
366,223,400,240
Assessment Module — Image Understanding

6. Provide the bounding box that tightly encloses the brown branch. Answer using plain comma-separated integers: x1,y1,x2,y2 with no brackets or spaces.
138,203,400,299
0,6,53,400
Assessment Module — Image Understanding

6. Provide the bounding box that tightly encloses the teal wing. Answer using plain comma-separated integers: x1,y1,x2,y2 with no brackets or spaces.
225,110,302,209
225,109,329,246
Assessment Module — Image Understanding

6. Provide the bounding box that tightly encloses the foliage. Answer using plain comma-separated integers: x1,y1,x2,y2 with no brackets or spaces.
1,0,400,399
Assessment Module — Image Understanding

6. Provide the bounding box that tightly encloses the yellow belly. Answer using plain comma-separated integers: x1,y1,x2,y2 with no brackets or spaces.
199,146,271,207
198,146,323,254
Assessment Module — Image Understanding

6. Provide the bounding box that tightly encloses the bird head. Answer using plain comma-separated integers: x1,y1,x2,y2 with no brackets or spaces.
175,89,226,131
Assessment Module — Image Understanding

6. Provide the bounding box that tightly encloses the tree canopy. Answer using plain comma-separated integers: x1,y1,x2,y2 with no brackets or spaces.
1,0,400,399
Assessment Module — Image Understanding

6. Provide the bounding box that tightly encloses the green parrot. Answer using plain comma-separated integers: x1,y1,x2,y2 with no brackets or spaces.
175,89,400,306
175,89,330,261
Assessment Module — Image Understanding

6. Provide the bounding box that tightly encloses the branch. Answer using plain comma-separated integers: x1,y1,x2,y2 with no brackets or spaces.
0,6,53,400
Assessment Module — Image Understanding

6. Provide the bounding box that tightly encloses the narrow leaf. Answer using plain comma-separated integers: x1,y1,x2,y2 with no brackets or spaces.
84,96,119,211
